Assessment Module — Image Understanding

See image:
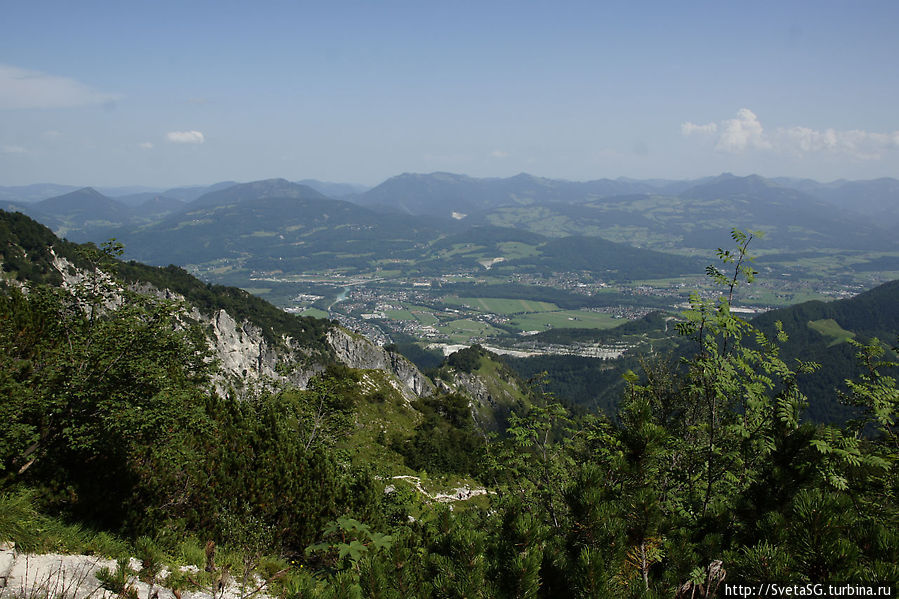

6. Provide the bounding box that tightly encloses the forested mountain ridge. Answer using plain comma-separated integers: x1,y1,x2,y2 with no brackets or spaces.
749,278,899,422
503,277,899,423
186,178,329,210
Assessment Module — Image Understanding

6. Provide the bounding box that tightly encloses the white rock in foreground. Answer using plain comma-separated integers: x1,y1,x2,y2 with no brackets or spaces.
0,544,271,599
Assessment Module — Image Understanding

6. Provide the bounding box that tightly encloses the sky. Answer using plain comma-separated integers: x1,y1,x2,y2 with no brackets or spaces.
1,0,898,188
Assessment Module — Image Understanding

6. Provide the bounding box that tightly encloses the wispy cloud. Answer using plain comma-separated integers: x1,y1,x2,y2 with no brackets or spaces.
490,150,509,158
682,108,899,160
681,121,717,136
139,141,154,149
0,64,120,110
2,145,28,154
166,130,205,144
778,126,899,160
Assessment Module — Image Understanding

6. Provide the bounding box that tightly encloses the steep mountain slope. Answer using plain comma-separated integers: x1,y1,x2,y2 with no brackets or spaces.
432,345,531,431
0,209,437,403
2,209,545,477
0,209,535,514
750,279,899,422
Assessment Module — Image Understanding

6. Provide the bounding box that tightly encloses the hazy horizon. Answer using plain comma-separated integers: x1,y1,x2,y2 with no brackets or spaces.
6,170,899,197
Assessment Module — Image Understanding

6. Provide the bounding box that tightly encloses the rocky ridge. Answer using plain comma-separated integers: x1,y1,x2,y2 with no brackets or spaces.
435,359,528,431
327,328,436,400
47,251,436,401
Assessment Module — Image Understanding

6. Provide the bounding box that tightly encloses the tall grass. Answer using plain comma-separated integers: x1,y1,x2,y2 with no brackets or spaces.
0,489,42,548
0,489,130,557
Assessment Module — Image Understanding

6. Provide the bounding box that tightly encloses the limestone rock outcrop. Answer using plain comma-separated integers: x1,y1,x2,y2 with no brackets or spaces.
327,327,435,400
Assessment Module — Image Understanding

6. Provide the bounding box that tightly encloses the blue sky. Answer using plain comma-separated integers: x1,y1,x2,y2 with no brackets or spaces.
1,1,898,187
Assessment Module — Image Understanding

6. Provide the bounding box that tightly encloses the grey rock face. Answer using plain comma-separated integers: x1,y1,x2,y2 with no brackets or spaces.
206,308,321,397
447,371,500,410
326,328,435,400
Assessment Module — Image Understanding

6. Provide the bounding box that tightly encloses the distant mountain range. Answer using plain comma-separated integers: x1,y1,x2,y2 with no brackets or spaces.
2,171,897,281
350,172,664,216
0,178,368,205
354,172,896,251
103,179,700,281
0,178,373,244
349,171,899,227
2,187,185,240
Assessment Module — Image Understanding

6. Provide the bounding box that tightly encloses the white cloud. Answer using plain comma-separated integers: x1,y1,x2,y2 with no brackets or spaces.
0,64,120,110
490,149,509,158
683,108,899,160
166,130,205,144
716,108,771,152
139,141,154,149
2,145,27,154
776,126,898,160
681,121,717,136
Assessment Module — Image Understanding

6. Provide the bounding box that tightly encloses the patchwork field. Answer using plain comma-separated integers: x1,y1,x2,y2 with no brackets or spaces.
437,319,507,343
507,310,620,332
443,296,559,313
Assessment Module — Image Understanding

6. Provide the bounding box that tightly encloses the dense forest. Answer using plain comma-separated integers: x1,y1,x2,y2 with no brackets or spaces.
1,219,897,596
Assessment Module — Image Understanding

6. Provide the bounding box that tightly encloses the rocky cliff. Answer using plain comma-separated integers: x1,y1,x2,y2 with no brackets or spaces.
434,349,529,431
327,327,435,400
46,244,438,402
206,307,323,396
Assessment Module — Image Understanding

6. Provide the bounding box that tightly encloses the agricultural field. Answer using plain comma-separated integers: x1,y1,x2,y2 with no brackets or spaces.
506,310,621,332
385,308,417,321
443,296,559,314
437,319,507,344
